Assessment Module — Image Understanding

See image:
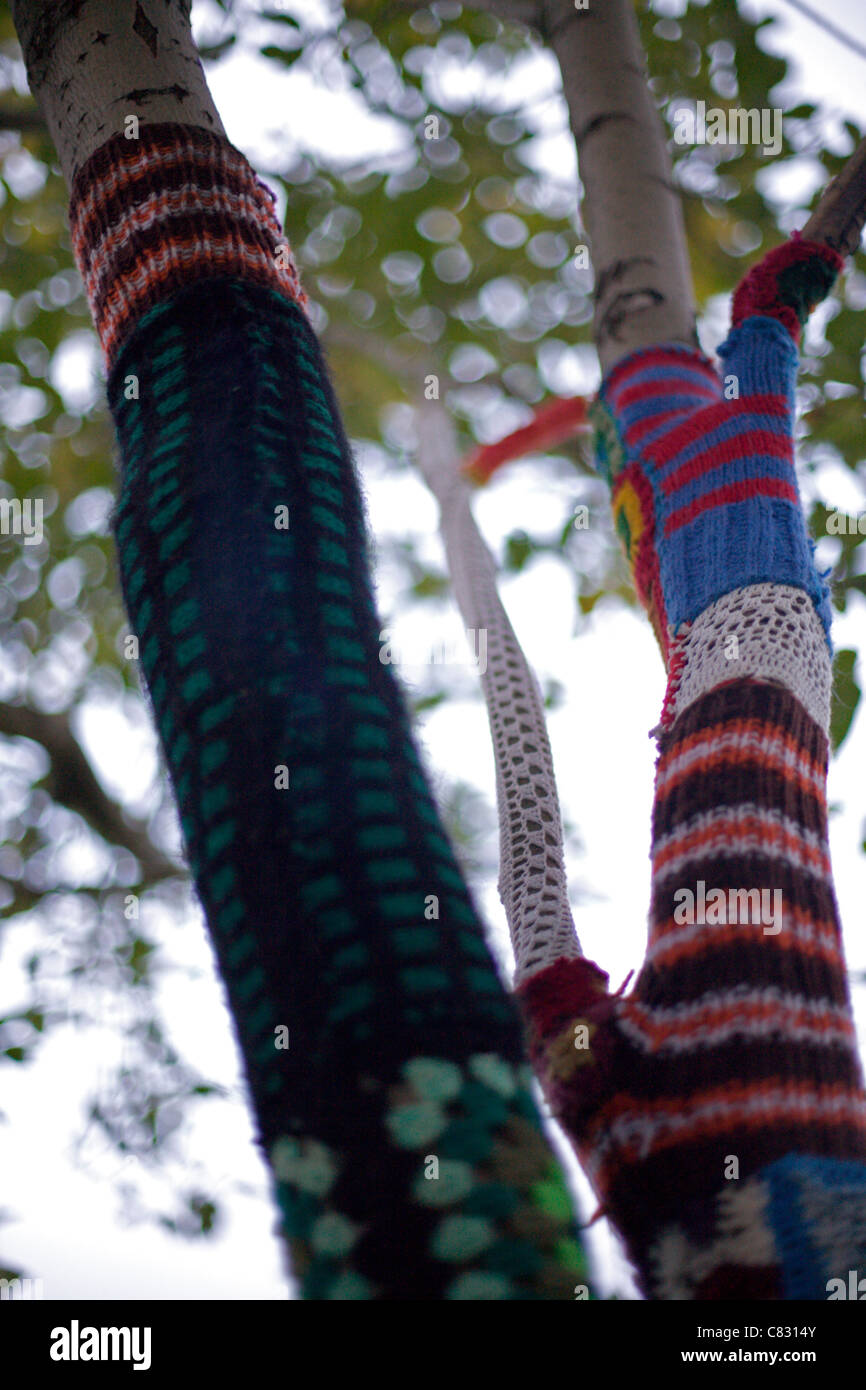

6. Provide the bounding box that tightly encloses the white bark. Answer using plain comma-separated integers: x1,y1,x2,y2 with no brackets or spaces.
540,0,698,374
12,0,223,185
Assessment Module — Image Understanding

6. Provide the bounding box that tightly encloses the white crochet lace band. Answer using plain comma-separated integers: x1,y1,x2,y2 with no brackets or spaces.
414,400,583,985
662,583,832,736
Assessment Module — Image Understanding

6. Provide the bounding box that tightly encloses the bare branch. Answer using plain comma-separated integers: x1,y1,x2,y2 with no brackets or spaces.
322,320,431,385
0,701,181,884
0,101,46,134
802,136,866,257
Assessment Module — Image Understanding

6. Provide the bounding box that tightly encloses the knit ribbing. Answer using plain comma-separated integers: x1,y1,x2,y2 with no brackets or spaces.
69,124,307,371
66,124,590,1299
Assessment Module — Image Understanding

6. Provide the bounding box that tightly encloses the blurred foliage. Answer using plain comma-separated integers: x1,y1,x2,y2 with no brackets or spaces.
0,0,865,1257
242,0,866,695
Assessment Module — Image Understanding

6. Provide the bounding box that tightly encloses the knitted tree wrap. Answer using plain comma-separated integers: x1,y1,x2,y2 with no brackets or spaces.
590,237,842,713
730,234,843,340
594,326,833,650
516,679,866,1298
65,118,594,1298
413,419,584,986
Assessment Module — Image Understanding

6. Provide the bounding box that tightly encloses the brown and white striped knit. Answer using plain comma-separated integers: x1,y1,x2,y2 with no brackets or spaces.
518,668,866,1299
70,124,307,371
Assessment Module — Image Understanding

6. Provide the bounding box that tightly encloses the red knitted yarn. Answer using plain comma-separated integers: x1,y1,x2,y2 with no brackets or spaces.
69,123,308,370
730,236,843,343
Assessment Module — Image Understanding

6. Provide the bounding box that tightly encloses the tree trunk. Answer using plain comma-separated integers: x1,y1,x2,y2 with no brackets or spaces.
478,0,866,1303
471,0,700,373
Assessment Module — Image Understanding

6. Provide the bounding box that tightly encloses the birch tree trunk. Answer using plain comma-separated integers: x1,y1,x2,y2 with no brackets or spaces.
541,0,699,372
435,0,866,1302
12,0,223,184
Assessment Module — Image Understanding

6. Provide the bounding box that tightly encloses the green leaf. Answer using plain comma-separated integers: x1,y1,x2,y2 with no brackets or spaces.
190,1196,218,1235
504,531,534,572
411,691,448,714
578,591,603,616
411,572,450,598
199,35,237,63
260,45,303,67
830,649,861,752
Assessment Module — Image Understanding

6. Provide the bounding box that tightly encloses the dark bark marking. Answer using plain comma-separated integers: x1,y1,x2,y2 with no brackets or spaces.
595,256,655,304
92,30,110,46
576,111,638,145
116,84,191,105
595,257,667,340
598,287,665,341
133,3,159,59
13,0,88,88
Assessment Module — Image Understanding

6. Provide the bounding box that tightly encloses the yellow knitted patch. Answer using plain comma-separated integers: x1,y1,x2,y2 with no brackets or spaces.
612,477,647,565
546,1018,598,1082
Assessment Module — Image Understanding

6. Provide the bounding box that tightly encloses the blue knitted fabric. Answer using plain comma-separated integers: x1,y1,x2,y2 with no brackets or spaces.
590,234,843,667
592,319,832,662
762,1154,866,1300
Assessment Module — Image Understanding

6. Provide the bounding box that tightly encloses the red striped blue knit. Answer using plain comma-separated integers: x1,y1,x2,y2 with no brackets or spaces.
592,238,841,667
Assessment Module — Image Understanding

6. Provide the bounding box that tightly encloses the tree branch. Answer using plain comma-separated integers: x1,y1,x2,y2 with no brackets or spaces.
388,0,543,24
802,135,866,257
322,320,432,386
0,701,182,884
0,101,46,134
537,0,698,374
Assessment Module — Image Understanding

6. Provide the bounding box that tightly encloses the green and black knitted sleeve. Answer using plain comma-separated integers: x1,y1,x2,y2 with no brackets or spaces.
68,123,590,1299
